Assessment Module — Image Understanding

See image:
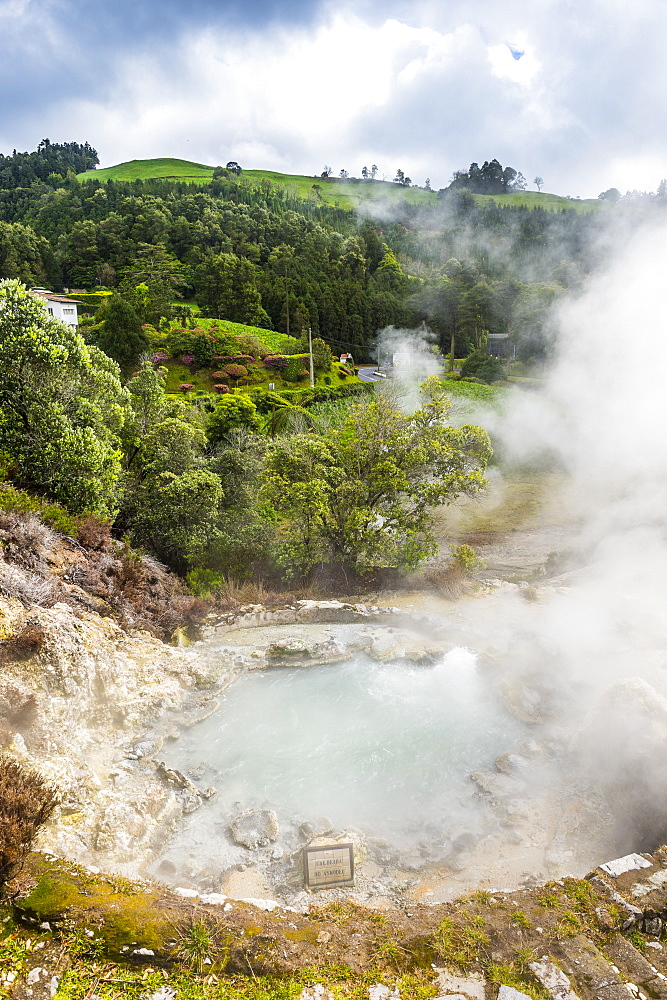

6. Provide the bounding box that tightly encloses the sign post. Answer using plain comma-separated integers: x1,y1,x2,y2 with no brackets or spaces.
303,842,355,889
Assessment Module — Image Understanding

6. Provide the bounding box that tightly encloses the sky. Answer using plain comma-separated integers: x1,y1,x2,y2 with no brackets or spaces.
2,0,666,198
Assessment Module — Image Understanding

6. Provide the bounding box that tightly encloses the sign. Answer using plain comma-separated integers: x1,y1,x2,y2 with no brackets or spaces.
303,842,355,889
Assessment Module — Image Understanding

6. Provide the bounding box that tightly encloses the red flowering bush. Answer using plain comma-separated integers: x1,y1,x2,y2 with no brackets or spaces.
213,384,230,393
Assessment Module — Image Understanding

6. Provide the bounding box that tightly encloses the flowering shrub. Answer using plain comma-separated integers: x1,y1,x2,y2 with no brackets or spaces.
263,355,290,369
213,384,230,393
177,383,195,392
151,351,169,364
182,354,196,367
230,354,255,364
171,326,185,334
224,364,248,379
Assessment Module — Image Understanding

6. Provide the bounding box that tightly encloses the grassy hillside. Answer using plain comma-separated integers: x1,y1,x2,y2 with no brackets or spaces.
78,157,214,183
77,157,599,213
471,190,602,214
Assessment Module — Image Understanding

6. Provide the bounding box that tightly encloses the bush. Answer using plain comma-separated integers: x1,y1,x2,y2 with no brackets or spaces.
0,563,55,605
186,568,224,597
0,756,58,891
460,350,505,384
284,356,308,382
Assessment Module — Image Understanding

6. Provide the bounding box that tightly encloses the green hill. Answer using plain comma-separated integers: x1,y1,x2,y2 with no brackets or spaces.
77,157,598,213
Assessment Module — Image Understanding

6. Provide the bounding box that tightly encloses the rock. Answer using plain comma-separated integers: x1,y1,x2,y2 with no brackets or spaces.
529,958,580,1000
230,809,279,849
497,988,533,1000
300,817,334,840
433,968,486,1000
600,854,653,877
495,753,528,775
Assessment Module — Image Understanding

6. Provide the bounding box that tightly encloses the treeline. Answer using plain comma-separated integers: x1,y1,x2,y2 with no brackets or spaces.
0,139,99,190
0,140,611,361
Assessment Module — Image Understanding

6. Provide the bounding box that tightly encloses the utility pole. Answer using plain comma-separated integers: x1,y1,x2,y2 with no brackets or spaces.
284,261,290,337
308,326,315,387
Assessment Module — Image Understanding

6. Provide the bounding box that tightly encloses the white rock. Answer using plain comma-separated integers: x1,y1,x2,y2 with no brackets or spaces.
173,887,199,898
200,893,227,905
27,967,43,985
600,854,653,877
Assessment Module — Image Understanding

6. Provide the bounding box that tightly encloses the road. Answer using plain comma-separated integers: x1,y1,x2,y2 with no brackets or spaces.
357,365,392,382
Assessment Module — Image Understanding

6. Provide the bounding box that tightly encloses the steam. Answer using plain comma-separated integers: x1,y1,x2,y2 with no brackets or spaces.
375,324,444,411
481,215,667,852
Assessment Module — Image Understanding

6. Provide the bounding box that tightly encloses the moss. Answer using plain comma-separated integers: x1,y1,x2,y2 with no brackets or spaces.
284,927,319,944
21,875,81,916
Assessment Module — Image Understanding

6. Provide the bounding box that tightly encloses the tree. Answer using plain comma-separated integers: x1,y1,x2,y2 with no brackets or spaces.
321,165,332,178
90,293,149,375
131,469,224,571
226,161,242,175
207,394,262,442
599,188,620,202
260,380,491,578
534,176,544,192
0,280,127,516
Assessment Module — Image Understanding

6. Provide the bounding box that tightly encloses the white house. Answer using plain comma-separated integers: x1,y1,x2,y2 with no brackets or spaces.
30,289,80,327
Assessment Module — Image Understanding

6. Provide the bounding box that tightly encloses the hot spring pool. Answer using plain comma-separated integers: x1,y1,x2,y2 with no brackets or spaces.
161,646,525,852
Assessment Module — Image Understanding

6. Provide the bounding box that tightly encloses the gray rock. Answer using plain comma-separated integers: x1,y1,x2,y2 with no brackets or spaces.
300,817,334,840
230,809,279,849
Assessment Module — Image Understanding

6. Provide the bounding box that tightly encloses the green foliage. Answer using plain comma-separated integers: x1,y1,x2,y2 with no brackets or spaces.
177,919,213,973
131,468,224,570
283,354,308,382
208,394,262,441
0,482,80,536
261,378,491,578
460,350,506,383
0,280,127,516
89,292,149,374
450,544,485,575
434,913,490,968
186,567,225,597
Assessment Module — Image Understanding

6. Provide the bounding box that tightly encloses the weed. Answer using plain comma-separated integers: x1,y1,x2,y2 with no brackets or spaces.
177,919,212,974
553,910,584,939
434,912,490,969
537,891,560,909
486,960,551,1000
470,890,494,906
627,927,647,953
511,910,533,929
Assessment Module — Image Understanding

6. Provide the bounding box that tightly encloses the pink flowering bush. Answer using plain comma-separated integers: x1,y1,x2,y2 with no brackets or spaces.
213,384,230,393
177,383,195,392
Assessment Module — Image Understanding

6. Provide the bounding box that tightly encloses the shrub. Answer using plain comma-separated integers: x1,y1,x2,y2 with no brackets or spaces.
223,364,248,379
263,355,290,369
0,756,58,891
177,383,195,393
213,384,230,393
460,350,505,384
0,563,54,605
284,356,308,382
186,568,224,597
0,621,45,662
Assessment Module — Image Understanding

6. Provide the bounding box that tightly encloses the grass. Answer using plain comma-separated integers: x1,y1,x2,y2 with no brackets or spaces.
77,158,600,214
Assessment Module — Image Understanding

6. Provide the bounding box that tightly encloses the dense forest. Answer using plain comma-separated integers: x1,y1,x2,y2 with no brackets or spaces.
0,140,652,590
0,140,615,363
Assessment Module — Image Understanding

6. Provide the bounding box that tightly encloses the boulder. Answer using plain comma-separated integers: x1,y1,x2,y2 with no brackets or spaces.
230,809,279,849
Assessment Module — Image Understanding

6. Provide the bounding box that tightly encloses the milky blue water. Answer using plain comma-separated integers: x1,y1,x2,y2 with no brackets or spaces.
164,647,524,846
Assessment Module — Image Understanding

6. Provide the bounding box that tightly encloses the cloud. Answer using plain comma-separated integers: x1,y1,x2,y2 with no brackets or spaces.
1,0,667,197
